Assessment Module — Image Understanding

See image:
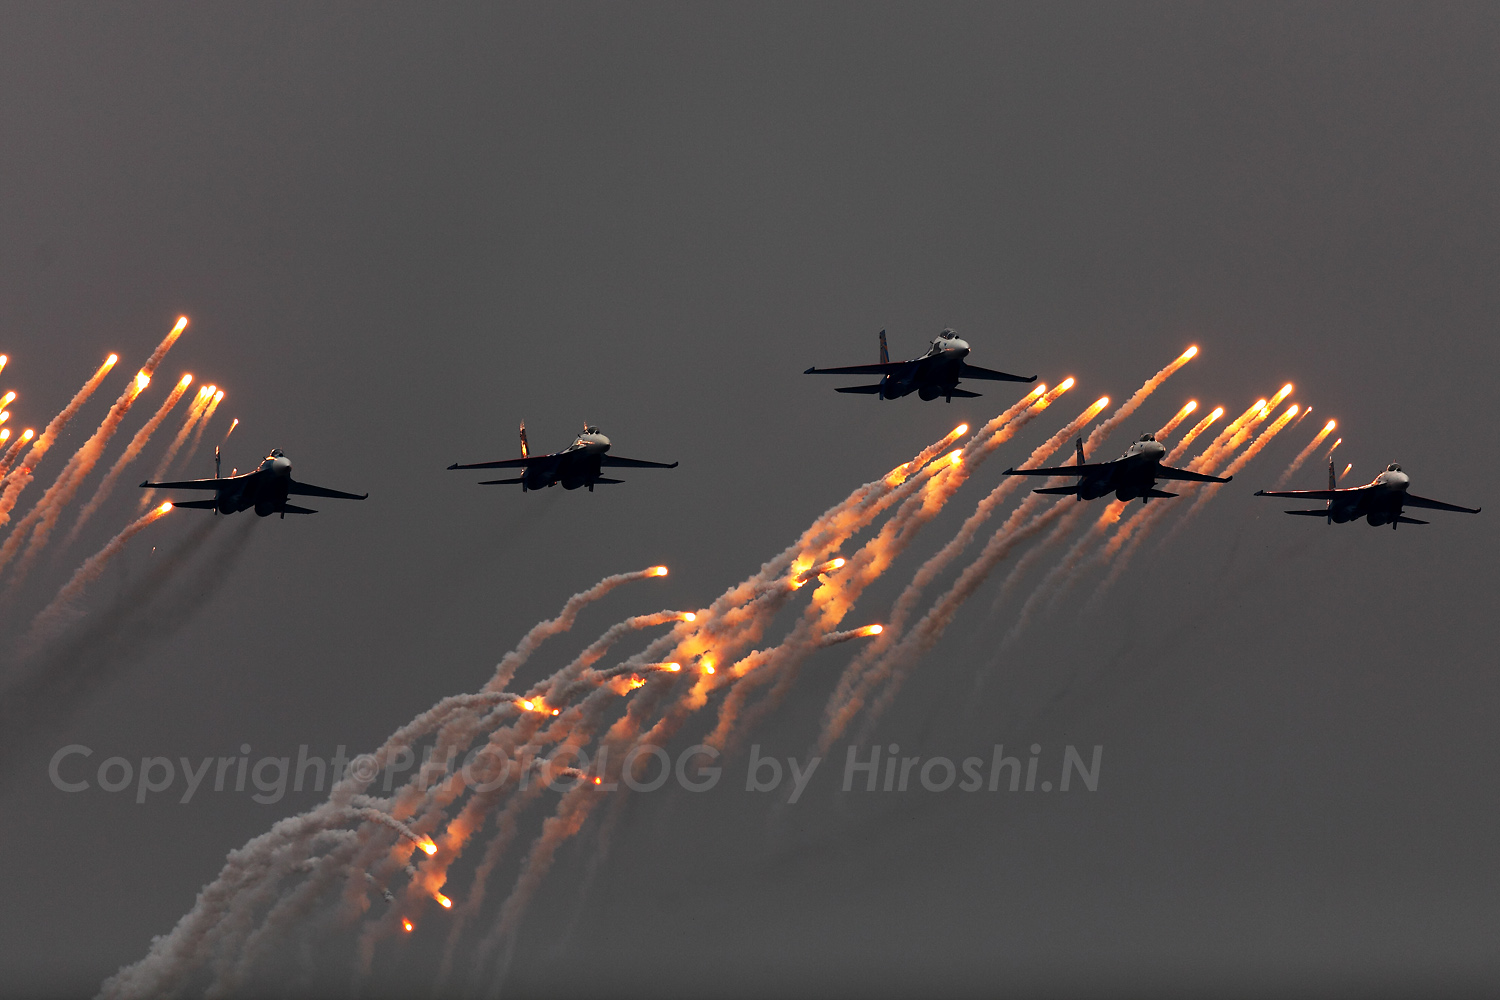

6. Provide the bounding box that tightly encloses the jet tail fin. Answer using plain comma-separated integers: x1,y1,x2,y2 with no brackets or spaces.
1076,437,1085,465
519,421,529,460
1327,456,1334,522
879,330,889,364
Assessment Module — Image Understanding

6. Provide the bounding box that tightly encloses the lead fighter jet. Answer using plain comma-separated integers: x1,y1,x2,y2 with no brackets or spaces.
1004,433,1230,503
1254,458,1480,528
804,329,1036,401
140,448,367,517
448,423,677,492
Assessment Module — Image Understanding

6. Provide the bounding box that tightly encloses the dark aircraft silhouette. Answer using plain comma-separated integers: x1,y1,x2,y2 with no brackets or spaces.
141,448,367,517
448,423,677,492
1255,458,1480,528
804,329,1036,401
1004,433,1230,503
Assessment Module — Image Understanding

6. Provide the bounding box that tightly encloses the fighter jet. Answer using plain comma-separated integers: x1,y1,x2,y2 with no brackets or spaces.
1254,458,1480,528
448,423,677,492
804,329,1036,401
1004,433,1231,502
140,448,367,517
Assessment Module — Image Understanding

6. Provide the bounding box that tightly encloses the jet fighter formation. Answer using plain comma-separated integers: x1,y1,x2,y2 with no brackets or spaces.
127,325,1479,536
1256,458,1480,528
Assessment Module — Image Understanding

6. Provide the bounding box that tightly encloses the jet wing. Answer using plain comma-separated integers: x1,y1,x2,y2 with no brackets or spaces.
804,362,911,376
958,362,1037,383
1401,493,1481,514
1154,465,1231,484
139,476,243,490
286,480,368,500
1003,462,1117,476
1254,488,1358,500
598,456,678,469
448,455,556,470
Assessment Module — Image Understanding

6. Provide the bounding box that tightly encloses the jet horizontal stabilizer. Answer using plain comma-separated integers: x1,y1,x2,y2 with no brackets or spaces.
1282,509,1331,516
834,384,885,394
593,477,625,484
281,503,317,514
945,387,983,398
166,498,219,510
1142,489,1179,499
1031,486,1081,495
478,477,527,485
1395,516,1429,525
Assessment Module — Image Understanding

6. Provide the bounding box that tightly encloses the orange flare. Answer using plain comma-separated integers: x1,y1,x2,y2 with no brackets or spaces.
435,893,451,909
948,449,963,465
0,391,14,406
681,611,696,622
134,371,150,392
864,624,883,635
402,918,414,933
951,423,969,438
419,838,438,856
21,429,33,441
1179,345,1198,361
157,502,173,514
172,316,189,334
651,565,668,577
106,354,119,367
0,430,9,443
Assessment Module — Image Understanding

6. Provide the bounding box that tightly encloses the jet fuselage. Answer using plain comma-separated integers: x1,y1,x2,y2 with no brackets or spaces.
877,333,972,400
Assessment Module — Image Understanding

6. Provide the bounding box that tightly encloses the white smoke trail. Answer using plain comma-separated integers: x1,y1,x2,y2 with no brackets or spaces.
139,388,212,510
67,374,194,546
23,503,175,650
0,355,117,529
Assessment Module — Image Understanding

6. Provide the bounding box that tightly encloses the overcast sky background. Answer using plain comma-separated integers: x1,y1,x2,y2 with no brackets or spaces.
0,3,1497,997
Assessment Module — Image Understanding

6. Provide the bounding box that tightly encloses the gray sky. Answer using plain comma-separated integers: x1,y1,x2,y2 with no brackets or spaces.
1,3,1498,996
